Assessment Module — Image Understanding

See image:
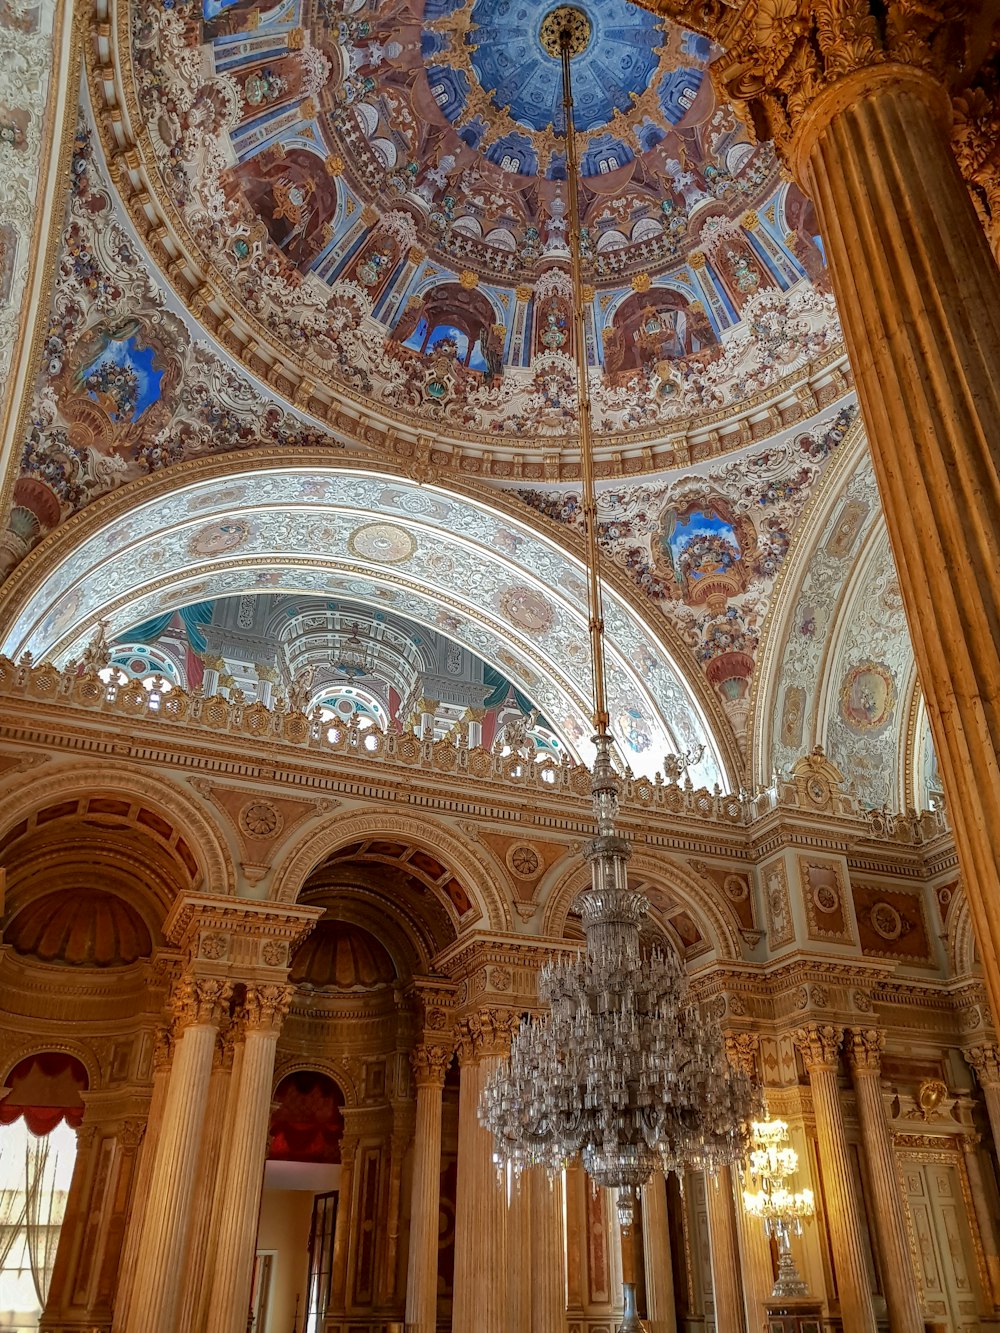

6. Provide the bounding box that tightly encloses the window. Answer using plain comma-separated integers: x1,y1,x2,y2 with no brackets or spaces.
0,1120,76,1329
500,154,520,173
305,1191,337,1333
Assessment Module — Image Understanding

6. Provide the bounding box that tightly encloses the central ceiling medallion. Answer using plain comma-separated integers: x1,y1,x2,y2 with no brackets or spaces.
538,5,591,59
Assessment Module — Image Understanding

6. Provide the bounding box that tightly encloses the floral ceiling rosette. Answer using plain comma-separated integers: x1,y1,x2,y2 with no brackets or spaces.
115,0,842,454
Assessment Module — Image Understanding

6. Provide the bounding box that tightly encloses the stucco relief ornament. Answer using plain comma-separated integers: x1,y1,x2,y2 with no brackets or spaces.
239,799,283,839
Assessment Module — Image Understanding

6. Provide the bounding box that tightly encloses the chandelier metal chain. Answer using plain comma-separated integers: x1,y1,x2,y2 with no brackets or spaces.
478,10,761,1331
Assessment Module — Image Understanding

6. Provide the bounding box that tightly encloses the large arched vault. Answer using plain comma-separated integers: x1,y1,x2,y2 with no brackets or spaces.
0,461,733,786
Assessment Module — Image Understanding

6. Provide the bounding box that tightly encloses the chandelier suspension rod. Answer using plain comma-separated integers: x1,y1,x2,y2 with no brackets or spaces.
560,28,609,740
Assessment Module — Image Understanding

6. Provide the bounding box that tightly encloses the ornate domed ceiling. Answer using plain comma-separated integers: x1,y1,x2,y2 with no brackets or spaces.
5,888,154,967
289,917,398,989
86,0,842,458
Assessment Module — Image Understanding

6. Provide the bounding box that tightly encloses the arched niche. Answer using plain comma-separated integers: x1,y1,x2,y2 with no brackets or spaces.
0,460,732,787
271,807,513,937
0,760,236,902
540,850,741,963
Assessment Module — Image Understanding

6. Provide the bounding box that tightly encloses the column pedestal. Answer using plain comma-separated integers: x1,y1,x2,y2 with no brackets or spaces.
794,1026,876,1333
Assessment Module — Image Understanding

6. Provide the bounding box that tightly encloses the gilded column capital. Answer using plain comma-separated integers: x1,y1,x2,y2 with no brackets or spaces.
153,1024,174,1073
966,1043,1000,1086
724,1032,759,1081
455,1008,521,1064
242,982,295,1034
118,1118,147,1153
411,1042,453,1088
793,1023,844,1073
705,2,975,174
847,1027,885,1076
169,976,233,1030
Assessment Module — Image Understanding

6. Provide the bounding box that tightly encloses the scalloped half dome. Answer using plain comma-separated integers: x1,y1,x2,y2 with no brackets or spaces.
290,919,397,991
6,889,154,967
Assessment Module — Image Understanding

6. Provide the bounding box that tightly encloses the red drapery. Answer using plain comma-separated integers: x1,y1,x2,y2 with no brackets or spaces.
0,1052,88,1136
268,1070,344,1163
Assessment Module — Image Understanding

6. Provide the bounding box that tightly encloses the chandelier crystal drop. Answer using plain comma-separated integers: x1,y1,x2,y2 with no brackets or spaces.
478,10,761,1330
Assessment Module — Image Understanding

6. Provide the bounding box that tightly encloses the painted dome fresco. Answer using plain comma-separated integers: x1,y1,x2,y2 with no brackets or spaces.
104,0,843,459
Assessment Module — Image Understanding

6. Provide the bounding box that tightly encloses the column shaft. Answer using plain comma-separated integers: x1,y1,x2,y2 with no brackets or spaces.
178,1043,235,1333
123,978,230,1333
405,1067,446,1333
798,68,1000,1025
451,1054,506,1333
734,1184,773,1333
704,1166,745,1333
796,1029,875,1333
113,1041,171,1333
849,1034,923,1333
331,1138,357,1312
204,995,286,1333
642,1176,677,1333
528,1170,565,1333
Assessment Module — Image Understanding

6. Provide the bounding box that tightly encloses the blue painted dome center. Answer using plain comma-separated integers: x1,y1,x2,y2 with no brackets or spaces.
464,0,663,135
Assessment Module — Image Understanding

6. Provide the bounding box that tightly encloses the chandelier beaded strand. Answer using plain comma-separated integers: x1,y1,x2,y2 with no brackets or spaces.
479,10,762,1333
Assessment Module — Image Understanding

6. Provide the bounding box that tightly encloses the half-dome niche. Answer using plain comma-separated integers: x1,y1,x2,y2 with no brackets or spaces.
289,918,397,992
5,888,154,967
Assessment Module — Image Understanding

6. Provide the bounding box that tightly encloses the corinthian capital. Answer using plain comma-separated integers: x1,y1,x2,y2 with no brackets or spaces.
456,1008,521,1063
847,1027,885,1074
724,1032,760,1080
708,3,975,165
170,976,233,1029
411,1042,453,1087
793,1023,843,1072
242,983,295,1033
966,1043,1000,1086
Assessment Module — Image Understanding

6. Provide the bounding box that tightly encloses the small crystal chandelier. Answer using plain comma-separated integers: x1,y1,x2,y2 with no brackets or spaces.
478,10,760,1331
742,1118,815,1299
335,621,369,678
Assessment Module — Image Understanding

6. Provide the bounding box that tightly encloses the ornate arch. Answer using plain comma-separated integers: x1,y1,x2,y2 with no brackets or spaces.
0,451,738,790
947,888,979,980
271,1053,360,1109
1,1039,102,1092
270,807,513,934
0,759,236,897
540,848,741,961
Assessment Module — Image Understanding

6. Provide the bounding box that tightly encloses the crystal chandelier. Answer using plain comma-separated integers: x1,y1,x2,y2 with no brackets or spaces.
478,10,760,1330
742,1118,815,1299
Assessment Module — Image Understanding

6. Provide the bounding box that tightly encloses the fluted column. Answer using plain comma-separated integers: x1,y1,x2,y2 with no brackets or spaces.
405,1043,451,1333
113,1026,172,1333
525,1170,566,1333
178,1024,238,1333
205,984,293,1333
123,977,232,1333
794,1025,875,1333
734,1181,774,1333
967,1045,1000,1152
960,1133,1000,1307
451,1009,517,1333
847,1029,924,1333
704,1166,745,1333
331,1134,359,1313
706,9,1000,1025
642,1176,677,1333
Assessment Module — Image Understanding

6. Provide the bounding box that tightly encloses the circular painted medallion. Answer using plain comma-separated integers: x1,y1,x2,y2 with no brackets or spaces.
499,584,553,633
347,522,417,564
839,661,896,733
